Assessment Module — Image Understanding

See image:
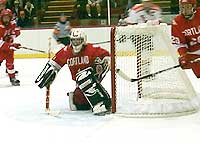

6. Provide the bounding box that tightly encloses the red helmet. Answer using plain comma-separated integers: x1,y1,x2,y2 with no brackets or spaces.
179,0,197,5
179,0,197,19
0,0,6,5
0,9,13,19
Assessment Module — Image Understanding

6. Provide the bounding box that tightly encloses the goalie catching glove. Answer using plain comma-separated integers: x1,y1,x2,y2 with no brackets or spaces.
35,60,61,88
179,53,200,69
93,57,110,81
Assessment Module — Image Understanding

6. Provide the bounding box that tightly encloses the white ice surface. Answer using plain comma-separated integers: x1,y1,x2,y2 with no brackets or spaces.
1,59,200,143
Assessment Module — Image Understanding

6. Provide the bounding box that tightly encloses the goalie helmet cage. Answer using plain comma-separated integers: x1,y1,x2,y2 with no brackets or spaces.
110,24,200,117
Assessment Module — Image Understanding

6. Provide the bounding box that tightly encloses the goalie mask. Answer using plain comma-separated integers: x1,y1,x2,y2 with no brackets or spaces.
70,29,87,54
179,0,197,20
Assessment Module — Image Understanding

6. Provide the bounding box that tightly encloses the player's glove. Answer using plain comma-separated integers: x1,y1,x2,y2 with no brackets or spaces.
15,29,20,37
2,42,21,51
9,43,21,50
179,53,200,69
3,35,14,43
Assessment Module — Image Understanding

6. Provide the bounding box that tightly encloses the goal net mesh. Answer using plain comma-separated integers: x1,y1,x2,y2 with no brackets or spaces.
111,24,200,117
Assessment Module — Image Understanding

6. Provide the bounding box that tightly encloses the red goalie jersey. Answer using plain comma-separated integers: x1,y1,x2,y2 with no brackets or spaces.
172,7,200,77
52,43,109,80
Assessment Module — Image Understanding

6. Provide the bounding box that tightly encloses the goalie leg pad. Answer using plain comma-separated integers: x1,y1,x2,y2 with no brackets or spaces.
76,67,111,112
35,60,61,88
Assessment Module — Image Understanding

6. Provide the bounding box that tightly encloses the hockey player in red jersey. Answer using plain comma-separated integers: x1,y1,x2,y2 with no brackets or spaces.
35,29,111,115
0,9,21,86
172,0,200,77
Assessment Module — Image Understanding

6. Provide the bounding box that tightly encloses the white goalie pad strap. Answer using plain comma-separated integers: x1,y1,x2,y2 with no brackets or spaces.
92,102,107,115
49,60,62,70
0,40,4,48
68,92,77,111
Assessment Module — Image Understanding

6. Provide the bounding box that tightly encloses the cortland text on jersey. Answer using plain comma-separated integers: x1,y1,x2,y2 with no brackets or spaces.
67,56,89,67
182,26,200,36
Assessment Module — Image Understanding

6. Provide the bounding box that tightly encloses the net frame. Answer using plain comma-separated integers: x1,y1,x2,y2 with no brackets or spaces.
110,24,200,117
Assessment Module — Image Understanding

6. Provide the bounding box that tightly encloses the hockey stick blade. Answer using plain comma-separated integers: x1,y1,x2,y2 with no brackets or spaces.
46,109,61,118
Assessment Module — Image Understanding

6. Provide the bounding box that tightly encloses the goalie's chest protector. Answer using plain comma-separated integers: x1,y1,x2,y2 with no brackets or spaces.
66,44,102,80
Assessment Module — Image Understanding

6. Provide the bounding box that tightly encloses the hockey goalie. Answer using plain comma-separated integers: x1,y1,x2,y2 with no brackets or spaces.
35,28,111,115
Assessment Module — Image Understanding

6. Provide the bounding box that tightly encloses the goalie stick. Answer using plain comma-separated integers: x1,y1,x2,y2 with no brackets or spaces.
117,58,200,82
46,37,51,113
44,38,62,117
92,41,110,45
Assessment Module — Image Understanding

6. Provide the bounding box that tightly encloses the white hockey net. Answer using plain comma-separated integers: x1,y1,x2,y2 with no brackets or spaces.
111,24,200,117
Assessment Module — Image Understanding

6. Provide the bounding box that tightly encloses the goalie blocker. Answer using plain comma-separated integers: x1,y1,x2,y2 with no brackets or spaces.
35,60,61,88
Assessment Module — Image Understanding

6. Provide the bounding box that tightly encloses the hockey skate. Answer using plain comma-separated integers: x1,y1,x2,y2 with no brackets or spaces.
10,77,20,86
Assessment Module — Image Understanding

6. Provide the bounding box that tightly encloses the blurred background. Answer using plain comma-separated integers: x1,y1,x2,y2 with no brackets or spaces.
5,0,200,28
